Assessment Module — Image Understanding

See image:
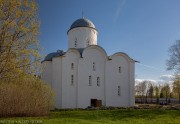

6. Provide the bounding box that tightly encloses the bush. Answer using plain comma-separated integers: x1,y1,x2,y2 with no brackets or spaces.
0,76,54,117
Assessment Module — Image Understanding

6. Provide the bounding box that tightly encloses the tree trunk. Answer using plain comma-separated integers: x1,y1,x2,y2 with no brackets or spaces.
151,94,152,103
141,95,143,103
156,98,159,104
166,91,168,104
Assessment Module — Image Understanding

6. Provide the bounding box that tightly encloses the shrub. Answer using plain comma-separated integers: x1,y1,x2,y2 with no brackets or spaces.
0,76,54,117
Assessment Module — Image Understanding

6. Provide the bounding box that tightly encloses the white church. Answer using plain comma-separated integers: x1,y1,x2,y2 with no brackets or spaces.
42,18,136,109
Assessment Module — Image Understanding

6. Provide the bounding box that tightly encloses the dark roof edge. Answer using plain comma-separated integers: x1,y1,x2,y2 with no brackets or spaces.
134,60,140,63
67,26,98,34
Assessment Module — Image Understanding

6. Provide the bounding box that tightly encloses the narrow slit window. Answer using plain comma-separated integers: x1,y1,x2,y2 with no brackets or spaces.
93,62,95,71
89,75,92,86
97,77,100,86
71,63,74,70
75,38,77,47
119,66,121,73
118,86,121,96
71,75,74,85
87,40,89,46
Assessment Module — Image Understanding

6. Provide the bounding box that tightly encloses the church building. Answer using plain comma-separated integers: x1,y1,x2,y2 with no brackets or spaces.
42,18,136,108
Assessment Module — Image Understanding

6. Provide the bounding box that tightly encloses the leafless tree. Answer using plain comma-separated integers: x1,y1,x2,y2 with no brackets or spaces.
148,82,154,103
161,83,170,104
154,85,160,103
173,75,180,103
138,81,147,103
167,40,180,73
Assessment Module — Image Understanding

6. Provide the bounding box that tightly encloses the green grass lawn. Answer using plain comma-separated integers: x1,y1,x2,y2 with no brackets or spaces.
1,109,180,124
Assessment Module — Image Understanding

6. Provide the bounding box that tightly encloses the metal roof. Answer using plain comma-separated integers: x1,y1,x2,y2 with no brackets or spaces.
69,18,95,30
43,50,65,61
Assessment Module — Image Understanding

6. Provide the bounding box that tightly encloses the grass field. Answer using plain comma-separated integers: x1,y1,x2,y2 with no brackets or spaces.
1,109,180,124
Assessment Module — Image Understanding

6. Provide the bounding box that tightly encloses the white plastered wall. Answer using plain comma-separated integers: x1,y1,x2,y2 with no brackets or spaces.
61,50,80,108
105,54,133,107
77,47,106,108
41,49,135,108
41,61,53,87
52,57,63,108
68,27,98,49
129,62,135,106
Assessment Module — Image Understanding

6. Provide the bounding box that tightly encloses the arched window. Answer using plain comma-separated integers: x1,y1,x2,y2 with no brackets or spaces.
97,77,100,86
93,62,95,71
89,75,92,86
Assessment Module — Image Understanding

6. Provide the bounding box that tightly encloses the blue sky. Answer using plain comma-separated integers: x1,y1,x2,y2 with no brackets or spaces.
37,0,180,81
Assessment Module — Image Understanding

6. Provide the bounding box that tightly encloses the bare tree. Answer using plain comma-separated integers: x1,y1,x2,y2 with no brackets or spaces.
139,81,147,103
148,83,154,103
154,85,160,103
167,40,180,73
135,84,141,97
161,83,170,104
173,75,180,103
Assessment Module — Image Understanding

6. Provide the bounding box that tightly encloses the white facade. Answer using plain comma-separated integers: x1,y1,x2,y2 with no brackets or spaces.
68,27,98,49
42,18,136,108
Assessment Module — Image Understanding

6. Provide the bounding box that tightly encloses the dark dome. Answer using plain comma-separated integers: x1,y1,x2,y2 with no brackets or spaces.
69,18,95,31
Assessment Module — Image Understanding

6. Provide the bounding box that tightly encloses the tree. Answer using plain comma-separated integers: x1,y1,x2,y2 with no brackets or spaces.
154,85,160,103
135,85,141,97
160,92,164,98
135,80,142,97
148,83,154,103
0,0,41,80
167,40,180,73
0,76,54,117
161,84,170,104
0,0,54,117
139,81,147,103
173,75,180,103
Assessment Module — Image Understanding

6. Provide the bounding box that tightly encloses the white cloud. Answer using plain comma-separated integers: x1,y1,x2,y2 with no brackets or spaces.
135,74,174,86
159,75,174,82
135,79,157,85
135,79,144,83
137,63,165,71
114,0,126,23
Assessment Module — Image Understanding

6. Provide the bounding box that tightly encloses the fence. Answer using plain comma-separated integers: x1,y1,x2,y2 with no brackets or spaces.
135,98,179,104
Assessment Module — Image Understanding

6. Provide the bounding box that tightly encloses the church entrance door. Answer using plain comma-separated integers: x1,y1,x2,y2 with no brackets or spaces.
90,99,102,107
